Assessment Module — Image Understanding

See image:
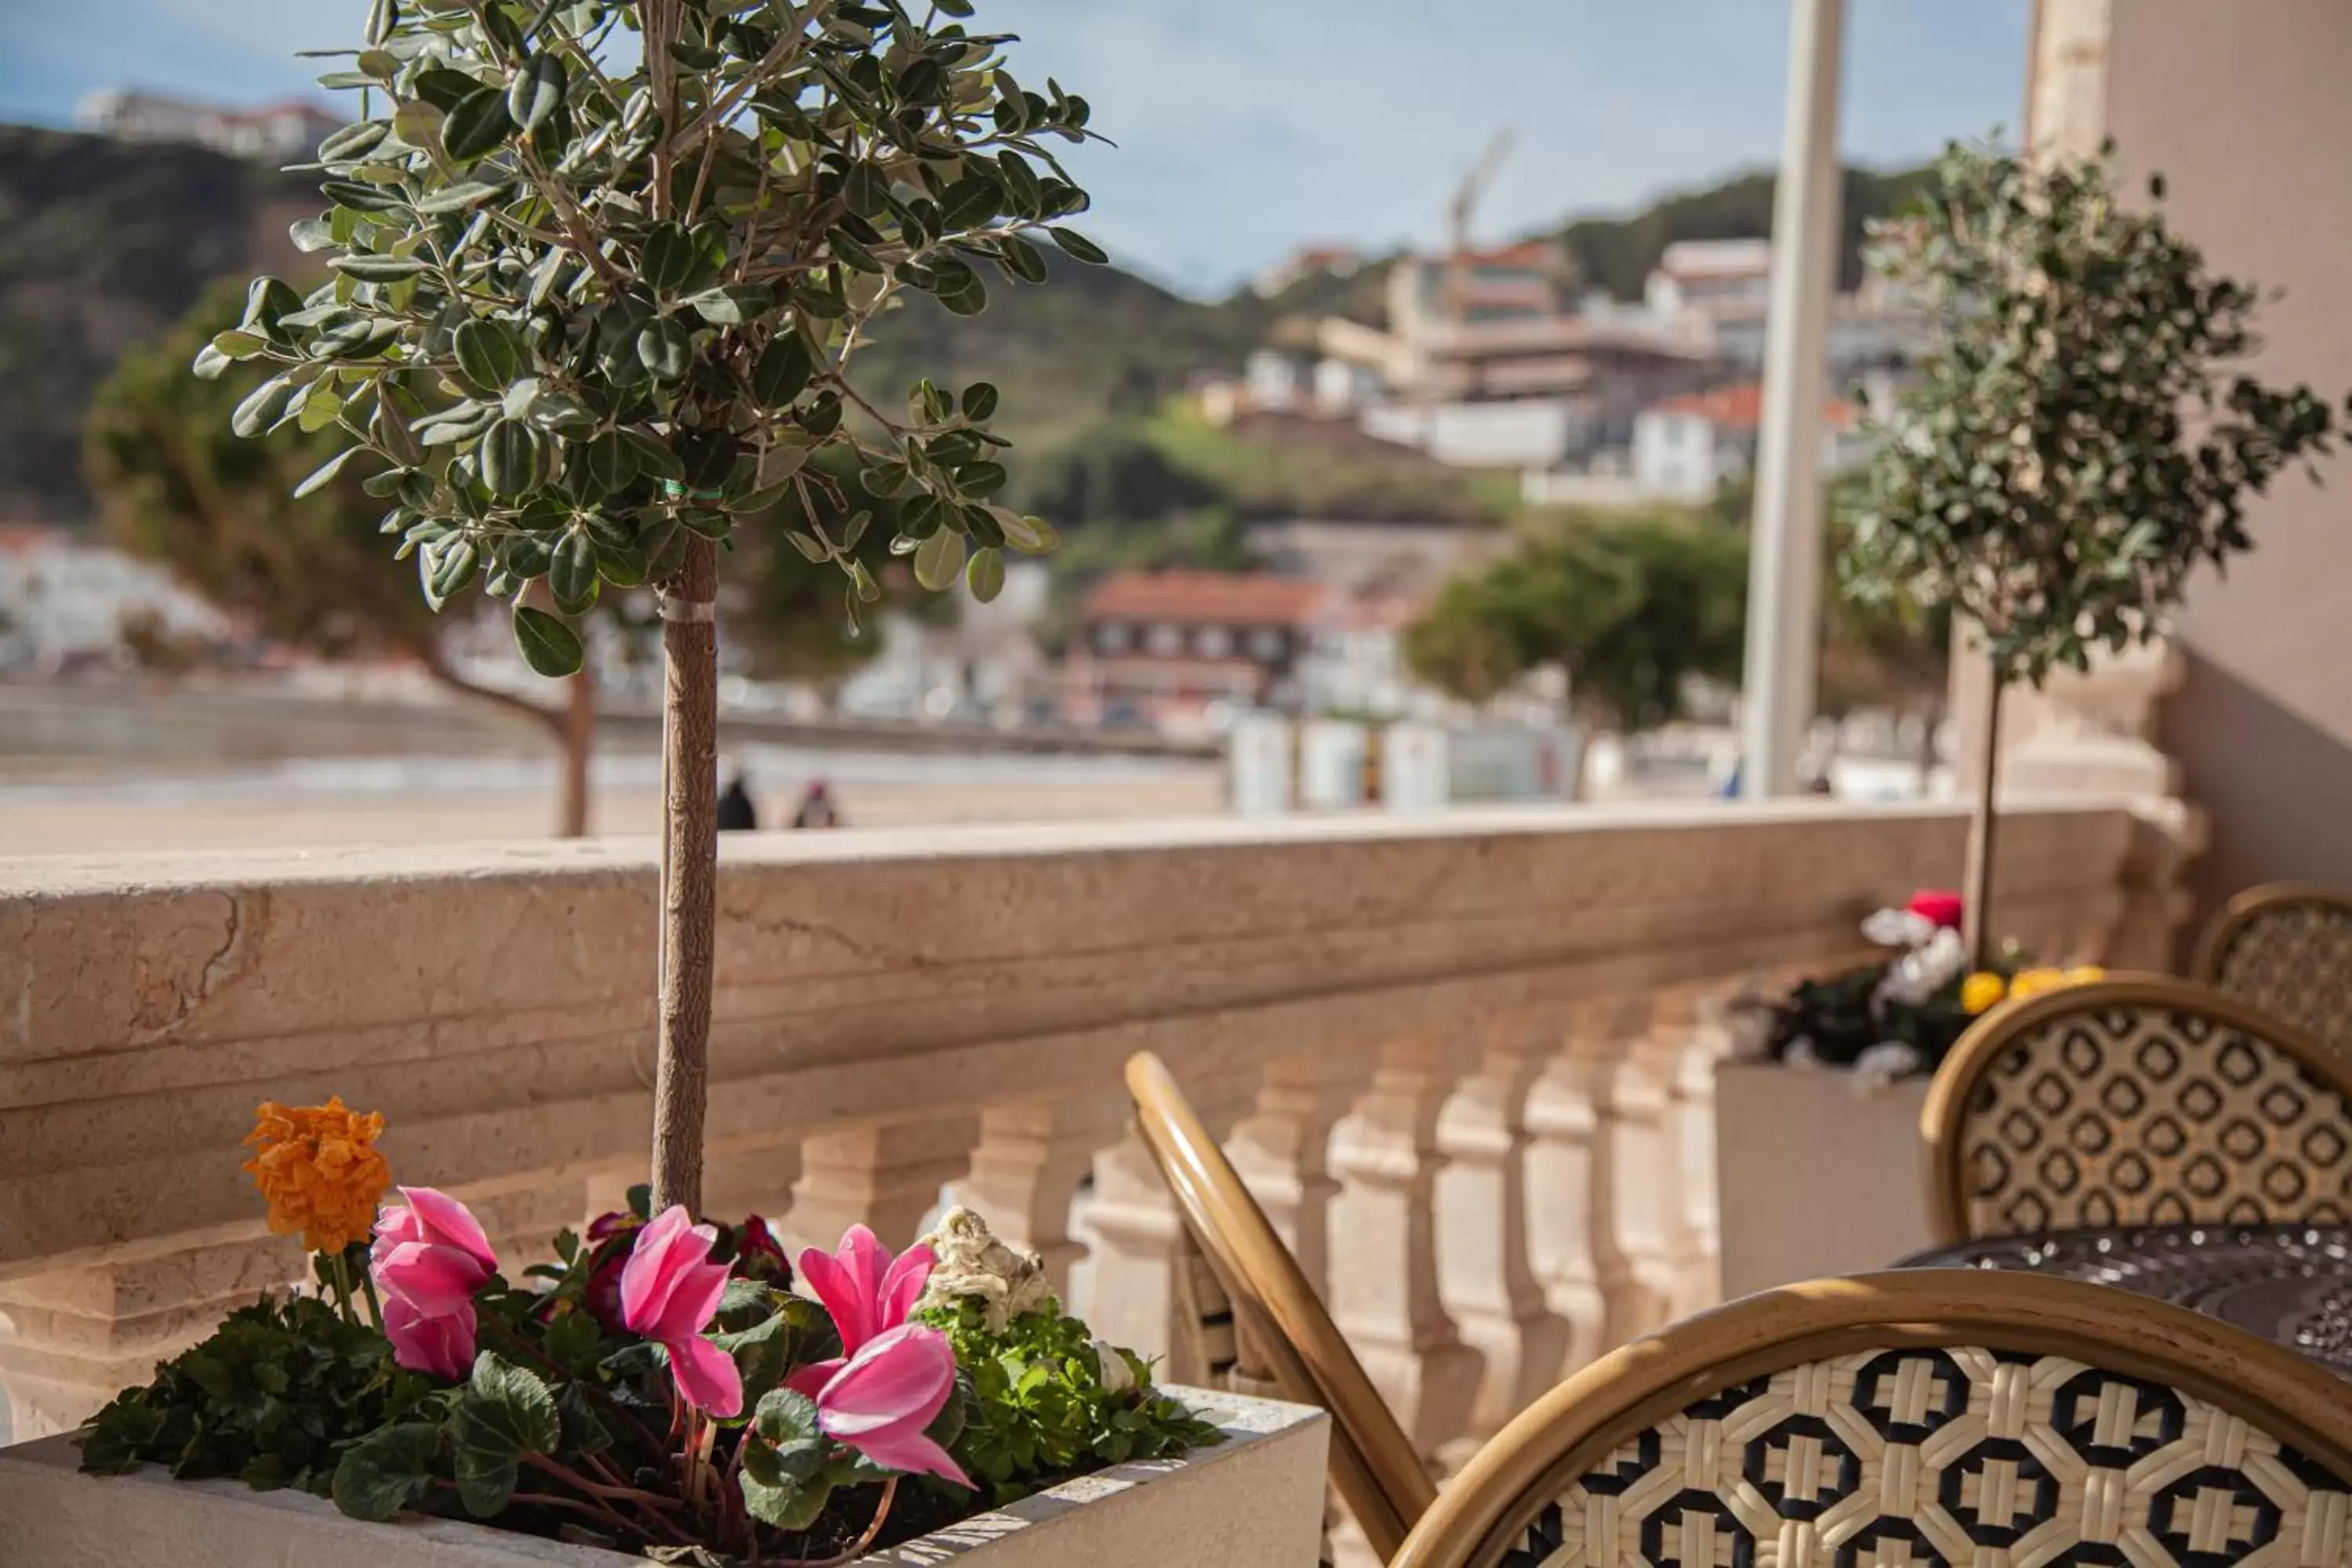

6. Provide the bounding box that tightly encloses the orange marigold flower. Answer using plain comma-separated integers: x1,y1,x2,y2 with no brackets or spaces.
242,1096,392,1254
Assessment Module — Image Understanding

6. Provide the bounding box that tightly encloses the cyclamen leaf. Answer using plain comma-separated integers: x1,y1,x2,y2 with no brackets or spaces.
330,1422,441,1522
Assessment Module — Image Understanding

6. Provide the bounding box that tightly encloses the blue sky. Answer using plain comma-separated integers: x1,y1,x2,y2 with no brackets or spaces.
0,0,2028,296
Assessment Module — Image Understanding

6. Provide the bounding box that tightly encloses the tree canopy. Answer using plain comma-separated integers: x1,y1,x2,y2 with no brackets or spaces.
1844,140,2341,688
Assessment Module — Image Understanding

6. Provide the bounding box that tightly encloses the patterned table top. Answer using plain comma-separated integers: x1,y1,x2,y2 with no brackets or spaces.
1899,1223,2352,1377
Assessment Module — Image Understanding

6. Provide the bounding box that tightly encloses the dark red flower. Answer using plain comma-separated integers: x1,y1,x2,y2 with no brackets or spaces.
732,1214,793,1288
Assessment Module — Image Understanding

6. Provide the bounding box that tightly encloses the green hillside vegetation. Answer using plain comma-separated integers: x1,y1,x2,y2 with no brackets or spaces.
0,120,1928,537
0,126,310,521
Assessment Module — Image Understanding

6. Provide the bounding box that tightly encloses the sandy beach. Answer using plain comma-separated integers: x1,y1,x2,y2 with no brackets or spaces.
0,770,1226,857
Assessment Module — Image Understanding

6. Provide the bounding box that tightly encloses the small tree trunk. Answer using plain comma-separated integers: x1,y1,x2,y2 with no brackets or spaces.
1961,663,2005,970
556,666,596,839
652,536,719,1216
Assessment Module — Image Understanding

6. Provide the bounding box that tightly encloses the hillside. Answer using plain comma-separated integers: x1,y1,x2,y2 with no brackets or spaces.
0,123,1929,532
0,126,310,522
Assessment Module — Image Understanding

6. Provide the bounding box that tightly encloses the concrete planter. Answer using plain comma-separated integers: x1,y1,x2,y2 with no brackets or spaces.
1714,1059,1936,1299
0,1387,1327,1568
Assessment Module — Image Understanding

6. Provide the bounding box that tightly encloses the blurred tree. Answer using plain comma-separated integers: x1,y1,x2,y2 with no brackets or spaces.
1404,509,1746,730
85,280,604,835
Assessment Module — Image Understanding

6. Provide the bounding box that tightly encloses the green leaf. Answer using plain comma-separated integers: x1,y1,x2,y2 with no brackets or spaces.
191,344,233,381
331,1423,441,1522
786,531,829,563
321,180,406,213
550,529,599,613
506,53,568,135
689,283,772,326
293,447,362,499
842,162,887,218
961,383,1000,421
1048,227,1109,265
965,546,1005,604
230,377,295,439
329,252,431,282
478,418,545,498
511,605,584,678
416,181,510,215
913,526,967,592
751,334,814,406
318,120,390,164
739,1388,831,1529
637,317,692,381
619,429,685,482
425,538,481,608
289,218,336,253
442,85,516,162
452,318,524,394
577,430,640,498
938,271,988,318
641,223,697,293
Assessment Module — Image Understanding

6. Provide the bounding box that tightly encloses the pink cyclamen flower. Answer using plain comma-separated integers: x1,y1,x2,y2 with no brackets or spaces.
1907,889,1965,930
620,1206,743,1418
789,1323,971,1487
797,1225,935,1360
370,1186,498,1380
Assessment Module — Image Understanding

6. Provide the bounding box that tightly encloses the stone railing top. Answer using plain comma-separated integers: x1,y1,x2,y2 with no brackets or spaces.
1,797,2147,1276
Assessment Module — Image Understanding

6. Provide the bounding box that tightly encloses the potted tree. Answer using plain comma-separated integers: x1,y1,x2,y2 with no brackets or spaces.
1721,136,2341,1294
1844,138,2342,967
0,3,1331,1563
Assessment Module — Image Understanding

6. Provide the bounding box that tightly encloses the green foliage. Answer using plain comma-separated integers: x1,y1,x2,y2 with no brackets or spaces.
1405,508,1746,728
1846,140,2343,688
921,1296,1221,1500
78,1294,437,1496
0,127,311,522
223,0,1095,680
87,279,442,663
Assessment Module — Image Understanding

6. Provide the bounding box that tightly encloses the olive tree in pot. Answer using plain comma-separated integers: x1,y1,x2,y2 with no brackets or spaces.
1844,140,2346,966
205,0,1098,1213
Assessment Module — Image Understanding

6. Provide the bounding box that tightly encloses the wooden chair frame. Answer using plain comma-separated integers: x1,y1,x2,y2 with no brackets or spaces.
1919,971,2352,1243
1390,1269,2352,1568
1125,1051,1436,1563
2191,879,2352,985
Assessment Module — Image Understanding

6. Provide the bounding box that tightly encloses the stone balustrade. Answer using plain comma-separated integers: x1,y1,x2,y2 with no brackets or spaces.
0,797,2173,1446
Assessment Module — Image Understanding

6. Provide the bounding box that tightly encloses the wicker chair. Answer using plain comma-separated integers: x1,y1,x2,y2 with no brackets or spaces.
2194,881,2352,1062
1921,974,2352,1243
1387,1270,2352,1568
1125,1051,1436,1563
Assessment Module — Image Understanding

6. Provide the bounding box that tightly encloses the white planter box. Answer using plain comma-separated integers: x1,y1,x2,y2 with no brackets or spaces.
0,1387,1327,1568
1714,1059,1936,1299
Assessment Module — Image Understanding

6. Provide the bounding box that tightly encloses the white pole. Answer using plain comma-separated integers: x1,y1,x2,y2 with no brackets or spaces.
1739,0,1844,798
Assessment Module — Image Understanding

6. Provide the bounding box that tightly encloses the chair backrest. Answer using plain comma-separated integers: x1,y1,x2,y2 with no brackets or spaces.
1921,973,2352,1243
1124,1051,1436,1563
2194,880,2352,1060
1389,1269,2352,1568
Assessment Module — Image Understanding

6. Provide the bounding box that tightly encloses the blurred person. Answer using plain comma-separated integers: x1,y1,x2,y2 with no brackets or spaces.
717,770,759,832
791,779,842,829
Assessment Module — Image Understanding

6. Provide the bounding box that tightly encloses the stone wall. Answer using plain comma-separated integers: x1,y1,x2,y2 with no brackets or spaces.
0,800,2164,1446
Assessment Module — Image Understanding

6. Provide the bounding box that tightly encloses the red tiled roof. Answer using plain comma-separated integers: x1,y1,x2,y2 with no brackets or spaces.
1650,383,1855,432
1082,571,1328,627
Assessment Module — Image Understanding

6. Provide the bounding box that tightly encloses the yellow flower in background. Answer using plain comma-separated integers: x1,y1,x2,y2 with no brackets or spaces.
243,1097,391,1254
2006,967,2067,1003
1961,971,2008,1015
2066,966,2107,985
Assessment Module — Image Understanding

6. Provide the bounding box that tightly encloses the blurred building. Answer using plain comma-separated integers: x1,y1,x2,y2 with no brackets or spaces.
74,90,341,162
0,528,232,673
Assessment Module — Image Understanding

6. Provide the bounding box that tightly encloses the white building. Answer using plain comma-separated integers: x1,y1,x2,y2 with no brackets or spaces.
75,90,342,162
0,528,233,670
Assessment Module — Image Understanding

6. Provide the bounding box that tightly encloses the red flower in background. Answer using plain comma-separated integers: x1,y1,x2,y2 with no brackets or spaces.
1907,889,1964,930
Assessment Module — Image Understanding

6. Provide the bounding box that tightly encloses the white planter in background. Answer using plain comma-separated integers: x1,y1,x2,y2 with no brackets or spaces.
0,1387,1327,1568
1714,1059,1937,1300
